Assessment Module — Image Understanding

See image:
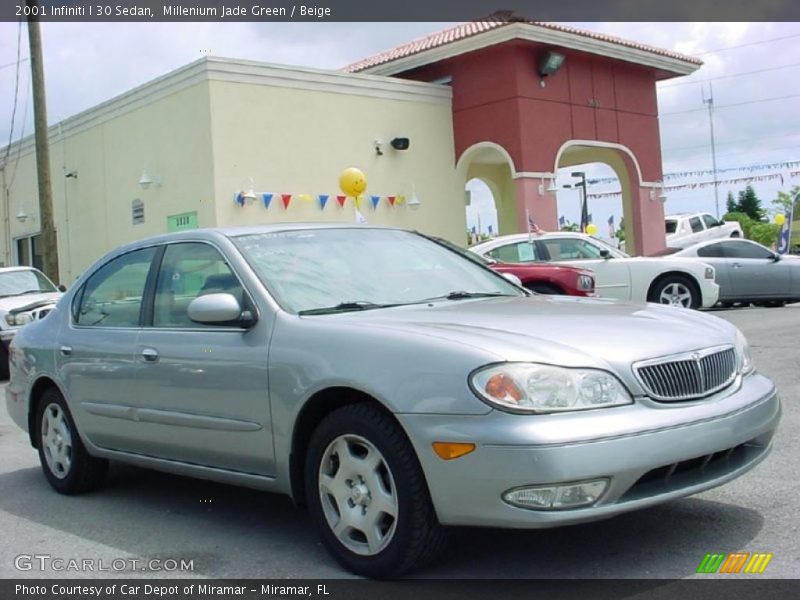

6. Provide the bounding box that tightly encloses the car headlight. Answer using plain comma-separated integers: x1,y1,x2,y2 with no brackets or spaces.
735,329,754,374
470,363,633,413
5,313,33,327
577,274,594,292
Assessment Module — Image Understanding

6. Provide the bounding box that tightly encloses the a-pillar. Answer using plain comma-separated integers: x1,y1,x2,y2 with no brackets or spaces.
514,177,558,232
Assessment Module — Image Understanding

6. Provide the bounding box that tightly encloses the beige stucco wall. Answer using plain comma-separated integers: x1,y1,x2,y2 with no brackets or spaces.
207,60,464,242
0,58,466,284
0,78,215,284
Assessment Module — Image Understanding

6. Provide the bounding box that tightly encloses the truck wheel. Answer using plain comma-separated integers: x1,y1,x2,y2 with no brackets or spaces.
305,403,447,578
0,345,9,381
730,231,740,238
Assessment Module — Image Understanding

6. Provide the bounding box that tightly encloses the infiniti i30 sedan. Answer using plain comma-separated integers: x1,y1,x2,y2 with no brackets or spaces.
6,224,780,577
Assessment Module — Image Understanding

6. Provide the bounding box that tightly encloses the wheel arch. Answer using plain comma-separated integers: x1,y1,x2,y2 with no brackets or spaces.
647,270,702,303
289,386,404,506
27,375,64,448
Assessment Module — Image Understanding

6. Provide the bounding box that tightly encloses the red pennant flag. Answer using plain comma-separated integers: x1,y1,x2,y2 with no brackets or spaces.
387,195,396,207
336,195,347,208
281,194,292,209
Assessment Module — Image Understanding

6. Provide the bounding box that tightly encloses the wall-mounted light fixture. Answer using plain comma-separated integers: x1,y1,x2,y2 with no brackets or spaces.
65,170,78,179
538,50,565,87
16,209,28,223
239,177,259,205
650,182,668,201
138,169,163,190
407,189,421,210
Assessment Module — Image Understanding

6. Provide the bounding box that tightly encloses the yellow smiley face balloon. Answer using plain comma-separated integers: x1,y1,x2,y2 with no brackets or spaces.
586,223,598,236
339,168,367,197
775,213,786,226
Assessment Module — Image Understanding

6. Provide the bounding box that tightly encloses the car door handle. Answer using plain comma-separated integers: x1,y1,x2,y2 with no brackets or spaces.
731,262,742,268
59,345,72,356
140,348,159,363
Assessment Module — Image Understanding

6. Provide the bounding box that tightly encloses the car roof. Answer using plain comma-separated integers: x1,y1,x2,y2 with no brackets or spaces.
0,266,40,274
674,237,768,254
471,231,597,248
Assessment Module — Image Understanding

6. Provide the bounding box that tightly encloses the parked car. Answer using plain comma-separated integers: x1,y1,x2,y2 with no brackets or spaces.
7,225,779,578
666,212,743,249
673,238,800,307
431,236,596,296
470,232,719,309
0,266,62,380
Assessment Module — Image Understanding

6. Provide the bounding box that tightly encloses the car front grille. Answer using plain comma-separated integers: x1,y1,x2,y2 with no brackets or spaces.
634,346,737,401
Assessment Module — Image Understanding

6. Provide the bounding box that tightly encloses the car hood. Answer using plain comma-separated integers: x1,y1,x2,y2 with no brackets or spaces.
333,295,737,385
0,291,61,315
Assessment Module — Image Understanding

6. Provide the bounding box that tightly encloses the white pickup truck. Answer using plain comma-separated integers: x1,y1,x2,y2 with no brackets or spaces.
665,212,743,249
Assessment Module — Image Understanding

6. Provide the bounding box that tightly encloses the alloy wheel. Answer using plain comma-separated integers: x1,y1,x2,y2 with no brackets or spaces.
659,282,693,307
41,402,73,479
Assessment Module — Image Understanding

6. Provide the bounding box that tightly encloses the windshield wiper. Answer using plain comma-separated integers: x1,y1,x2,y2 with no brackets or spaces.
418,291,513,303
298,301,401,316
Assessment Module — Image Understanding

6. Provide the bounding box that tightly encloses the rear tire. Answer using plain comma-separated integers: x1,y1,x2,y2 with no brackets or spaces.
730,231,741,238
0,344,9,381
35,388,108,494
305,403,447,578
648,275,701,309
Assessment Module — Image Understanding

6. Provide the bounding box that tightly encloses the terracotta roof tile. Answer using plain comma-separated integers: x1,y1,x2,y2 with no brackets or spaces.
344,17,702,73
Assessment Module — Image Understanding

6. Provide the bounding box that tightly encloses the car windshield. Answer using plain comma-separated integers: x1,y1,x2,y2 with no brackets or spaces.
665,219,678,234
0,269,57,298
234,228,524,314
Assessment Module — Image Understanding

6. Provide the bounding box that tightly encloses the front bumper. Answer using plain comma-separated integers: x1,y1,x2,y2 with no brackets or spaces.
398,372,779,528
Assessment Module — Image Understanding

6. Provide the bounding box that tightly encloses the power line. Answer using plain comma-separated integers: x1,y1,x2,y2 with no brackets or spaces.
2,20,23,165
661,93,800,116
0,57,29,71
663,131,800,153
659,61,800,89
694,33,800,56
7,74,31,189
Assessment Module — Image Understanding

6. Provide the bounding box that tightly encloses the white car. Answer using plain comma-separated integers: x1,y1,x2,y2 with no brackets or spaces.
666,212,743,249
0,266,62,380
470,232,719,309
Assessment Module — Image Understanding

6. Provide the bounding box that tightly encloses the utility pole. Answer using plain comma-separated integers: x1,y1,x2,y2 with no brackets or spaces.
26,0,59,283
571,171,588,231
703,83,720,219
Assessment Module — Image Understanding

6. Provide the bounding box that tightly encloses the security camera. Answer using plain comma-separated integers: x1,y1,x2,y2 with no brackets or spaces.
390,137,410,151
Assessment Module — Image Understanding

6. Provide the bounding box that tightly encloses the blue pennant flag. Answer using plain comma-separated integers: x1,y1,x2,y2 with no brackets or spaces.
318,194,329,210
370,195,380,210
234,192,244,207
262,193,273,209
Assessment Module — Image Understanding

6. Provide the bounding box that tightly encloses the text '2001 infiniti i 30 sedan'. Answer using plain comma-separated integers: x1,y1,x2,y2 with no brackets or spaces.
6,224,780,578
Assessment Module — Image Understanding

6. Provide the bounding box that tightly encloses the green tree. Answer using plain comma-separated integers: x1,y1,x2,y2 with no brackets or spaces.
773,185,800,215
736,185,765,221
725,191,738,214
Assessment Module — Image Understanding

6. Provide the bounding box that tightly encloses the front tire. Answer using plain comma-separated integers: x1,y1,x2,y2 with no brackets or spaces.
526,283,564,295
35,388,108,494
730,231,741,238
649,275,700,309
0,344,9,381
305,403,447,578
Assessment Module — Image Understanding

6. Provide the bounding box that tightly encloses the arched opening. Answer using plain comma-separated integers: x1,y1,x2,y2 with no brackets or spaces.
456,143,518,237
465,178,499,244
554,141,665,256
553,162,624,249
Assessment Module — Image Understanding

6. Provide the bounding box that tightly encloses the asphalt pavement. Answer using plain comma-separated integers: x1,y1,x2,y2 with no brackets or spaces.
0,304,797,579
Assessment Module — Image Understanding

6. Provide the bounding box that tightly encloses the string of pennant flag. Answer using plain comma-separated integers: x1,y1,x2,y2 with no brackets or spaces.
587,159,800,185
587,171,800,200
234,192,407,210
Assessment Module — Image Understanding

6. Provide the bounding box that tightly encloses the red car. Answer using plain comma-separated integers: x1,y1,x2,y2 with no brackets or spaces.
431,237,596,296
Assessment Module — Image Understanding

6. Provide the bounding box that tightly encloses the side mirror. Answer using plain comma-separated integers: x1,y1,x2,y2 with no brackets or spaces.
600,249,611,259
188,293,254,327
501,272,523,286
57,284,67,292
772,254,781,262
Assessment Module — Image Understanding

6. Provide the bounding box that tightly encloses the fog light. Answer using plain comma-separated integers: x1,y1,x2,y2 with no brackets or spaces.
503,479,608,510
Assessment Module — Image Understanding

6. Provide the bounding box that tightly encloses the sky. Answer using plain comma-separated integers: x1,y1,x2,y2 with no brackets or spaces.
2,21,800,242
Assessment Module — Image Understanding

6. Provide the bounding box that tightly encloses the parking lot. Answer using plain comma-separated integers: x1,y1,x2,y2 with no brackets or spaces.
0,304,797,579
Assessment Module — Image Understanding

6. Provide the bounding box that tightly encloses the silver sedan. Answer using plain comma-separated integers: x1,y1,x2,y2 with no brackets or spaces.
674,238,800,307
6,224,780,578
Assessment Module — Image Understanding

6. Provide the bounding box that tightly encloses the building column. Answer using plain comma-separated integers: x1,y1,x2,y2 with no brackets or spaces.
624,183,667,256
514,176,558,232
